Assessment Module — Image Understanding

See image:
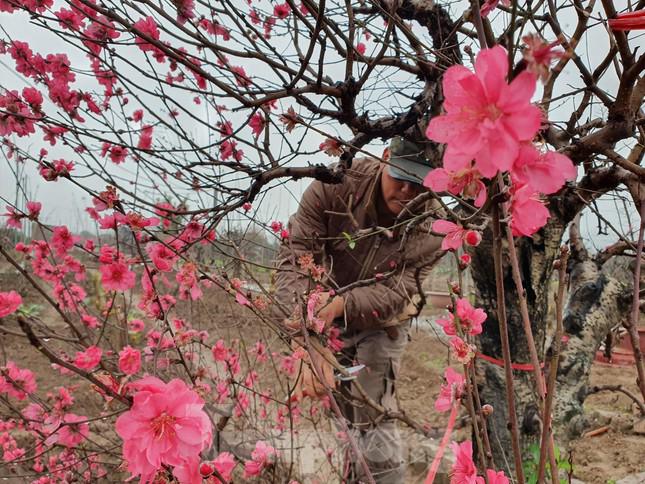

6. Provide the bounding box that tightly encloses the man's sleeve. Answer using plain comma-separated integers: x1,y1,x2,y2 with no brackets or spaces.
342,235,444,330
272,179,334,315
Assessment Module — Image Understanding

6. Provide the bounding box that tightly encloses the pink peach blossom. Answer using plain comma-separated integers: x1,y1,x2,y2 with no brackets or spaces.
138,124,153,149
146,241,178,272
435,367,465,412
437,298,487,337
450,440,478,484
51,225,79,256
26,200,41,219
424,166,487,207
273,2,291,19
522,34,565,82
44,413,89,448
480,0,510,18
249,112,265,138
118,346,141,375
243,440,276,478
74,345,102,371
231,65,251,87
54,8,85,31
3,205,22,229
426,46,541,178
432,220,482,251
477,469,510,484
0,361,36,399
199,452,236,482
129,319,145,332
212,339,229,361
115,376,212,483
450,337,476,364
0,291,22,318
133,16,160,52
511,143,576,194
270,220,283,233
509,184,550,236
173,0,195,24
100,262,136,292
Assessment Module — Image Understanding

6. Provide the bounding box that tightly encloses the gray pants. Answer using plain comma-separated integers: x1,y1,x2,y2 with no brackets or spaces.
337,325,409,484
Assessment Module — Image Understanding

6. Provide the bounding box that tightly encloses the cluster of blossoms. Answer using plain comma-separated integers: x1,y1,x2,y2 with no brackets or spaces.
451,441,510,484
435,298,486,365
270,220,290,240
0,88,43,138
2,201,41,230
425,45,576,236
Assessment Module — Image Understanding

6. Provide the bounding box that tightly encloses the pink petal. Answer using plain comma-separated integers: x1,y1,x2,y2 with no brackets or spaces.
432,219,459,234
474,125,519,177
498,71,537,110
475,46,509,103
443,144,477,173
434,396,452,412
474,180,487,207
235,291,250,306
441,231,464,251
442,66,485,112
426,113,472,144
444,367,464,386
501,104,542,142
423,168,450,192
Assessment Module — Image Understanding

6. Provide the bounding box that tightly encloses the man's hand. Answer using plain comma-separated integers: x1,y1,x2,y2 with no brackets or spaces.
292,339,336,400
316,294,344,328
284,292,344,331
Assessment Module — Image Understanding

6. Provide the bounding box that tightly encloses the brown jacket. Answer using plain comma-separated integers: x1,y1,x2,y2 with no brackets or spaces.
273,157,444,331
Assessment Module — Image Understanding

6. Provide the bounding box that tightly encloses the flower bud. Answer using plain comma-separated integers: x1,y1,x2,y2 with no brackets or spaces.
464,230,482,247
459,253,472,269
200,462,214,476
482,404,494,417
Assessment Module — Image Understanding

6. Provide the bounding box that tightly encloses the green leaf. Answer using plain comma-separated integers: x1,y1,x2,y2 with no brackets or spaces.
18,304,42,317
342,232,356,250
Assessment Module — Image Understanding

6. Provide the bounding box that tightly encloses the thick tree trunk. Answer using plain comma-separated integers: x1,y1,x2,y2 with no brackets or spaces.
553,256,632,439
470,215,634,471
471,219,566,470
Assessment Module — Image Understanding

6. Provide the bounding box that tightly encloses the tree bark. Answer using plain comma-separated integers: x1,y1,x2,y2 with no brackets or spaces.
471,215,634,470
553,255,632,439
471,218,565,470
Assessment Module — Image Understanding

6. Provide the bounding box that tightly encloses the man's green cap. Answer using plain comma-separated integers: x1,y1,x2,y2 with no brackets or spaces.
388,137,433,185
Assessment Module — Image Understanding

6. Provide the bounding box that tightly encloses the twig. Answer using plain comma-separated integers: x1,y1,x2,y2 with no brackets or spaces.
538,245,569,484
624,193,645,403
491,201,525,483
0,243,85,342
500,183,557,479
17,316,131,406
589,385,645,416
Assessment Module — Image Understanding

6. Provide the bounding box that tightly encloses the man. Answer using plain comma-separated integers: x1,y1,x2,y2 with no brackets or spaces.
273,137,443,483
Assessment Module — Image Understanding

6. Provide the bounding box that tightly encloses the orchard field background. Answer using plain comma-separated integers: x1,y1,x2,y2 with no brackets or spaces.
1,0,645,483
